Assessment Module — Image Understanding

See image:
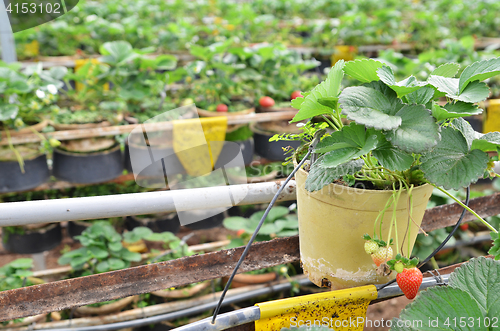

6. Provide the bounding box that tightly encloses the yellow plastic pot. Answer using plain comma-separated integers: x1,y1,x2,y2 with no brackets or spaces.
295,166,433,290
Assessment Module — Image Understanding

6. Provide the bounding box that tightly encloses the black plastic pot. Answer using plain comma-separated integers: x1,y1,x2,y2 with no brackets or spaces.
2,223,62,254
215,138,254,168
183,210,225,230
126,213,181,234
0,154,49,193
52,144,123,184
124,142,185,178
251,126,301,161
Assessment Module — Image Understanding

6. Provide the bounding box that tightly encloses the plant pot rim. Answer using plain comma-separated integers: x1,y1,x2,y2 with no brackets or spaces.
74,295,138,315
52,121,111,131
55,143,121,156
294,156,432,194
0,119,49,137
150,281,210,298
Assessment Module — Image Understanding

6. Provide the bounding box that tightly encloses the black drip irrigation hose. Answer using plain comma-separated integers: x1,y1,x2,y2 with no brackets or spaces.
377,186,471,291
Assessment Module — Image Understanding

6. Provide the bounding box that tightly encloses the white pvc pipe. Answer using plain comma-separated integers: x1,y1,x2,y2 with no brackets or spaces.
0,181,297,227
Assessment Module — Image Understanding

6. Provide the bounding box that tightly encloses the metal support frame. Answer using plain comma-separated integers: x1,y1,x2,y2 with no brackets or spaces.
0,0,17,63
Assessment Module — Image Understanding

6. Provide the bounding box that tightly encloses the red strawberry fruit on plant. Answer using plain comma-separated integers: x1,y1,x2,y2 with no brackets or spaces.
397,267,423,299
388,255,422,299
216,104,228,112
259,96,275,108
291,91,303,100
236,229,245,237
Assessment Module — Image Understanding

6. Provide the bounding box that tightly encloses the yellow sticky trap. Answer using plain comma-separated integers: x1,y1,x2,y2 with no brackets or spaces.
331,45,357,66
484,99,500,133
173,117,228,176
24,40,39,57
74,59,110,92
255,285,377,331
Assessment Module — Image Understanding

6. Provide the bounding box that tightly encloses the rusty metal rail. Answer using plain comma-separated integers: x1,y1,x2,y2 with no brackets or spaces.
0,192,499,321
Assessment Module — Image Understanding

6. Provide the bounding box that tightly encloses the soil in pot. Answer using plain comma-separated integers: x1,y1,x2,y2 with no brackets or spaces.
126,213,181,234
52,144,123,184
2,223,62,254
295,165,434,290
250,121,302,161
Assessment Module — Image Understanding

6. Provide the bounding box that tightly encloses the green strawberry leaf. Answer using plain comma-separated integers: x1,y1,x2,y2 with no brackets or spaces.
377,66,425,97
344,58,383,83
405,86,435,105
385,104,440,154
372,134,414,171
459,57,500,93
392,287,485,331
428,75,490,103
317,96,339,109
318,124,380,168
0,104,19,121
431,63,460,78
339,85,404,131
420,126,489,190
223,216,248,231
471,132,500,152
108,257,127,270
431,102,482,122
88,246,109,259
314,123,377,154
451,117,478,148
291,60,344,122
448,257,500,319
305,158,364,192
119,248,142,262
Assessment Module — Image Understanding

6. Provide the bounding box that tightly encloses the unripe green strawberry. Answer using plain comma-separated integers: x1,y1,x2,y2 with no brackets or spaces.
397,267,423,299
394,261,404,274
49,138,61,148
364,240,378,254
371,246,393,266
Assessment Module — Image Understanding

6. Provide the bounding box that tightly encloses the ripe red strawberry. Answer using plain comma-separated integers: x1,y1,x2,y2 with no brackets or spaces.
371,246,393,266
216,104,228,112
291,91,303,100
460,223,469,231
259,96,275,108
397,267,423,299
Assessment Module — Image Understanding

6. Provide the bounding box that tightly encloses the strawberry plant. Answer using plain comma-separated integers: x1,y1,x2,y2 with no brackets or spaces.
391,257,500,330
286,57,500,290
